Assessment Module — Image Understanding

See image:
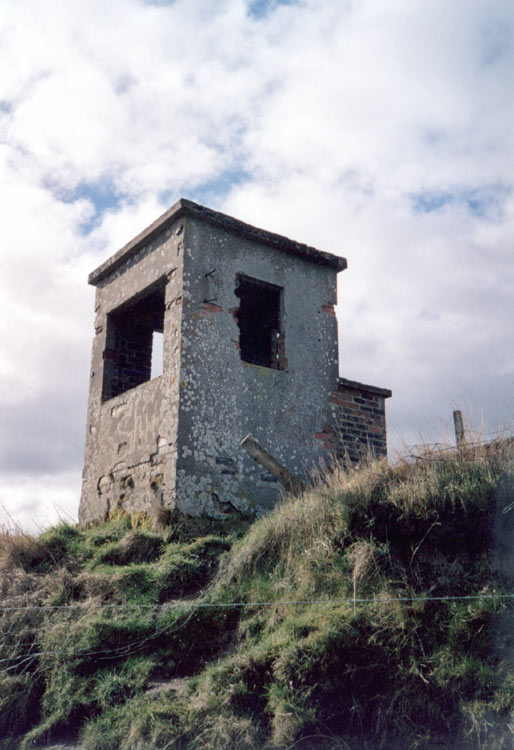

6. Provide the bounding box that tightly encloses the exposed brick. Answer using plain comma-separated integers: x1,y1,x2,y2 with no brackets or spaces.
320,378,391,462
200,301,223,316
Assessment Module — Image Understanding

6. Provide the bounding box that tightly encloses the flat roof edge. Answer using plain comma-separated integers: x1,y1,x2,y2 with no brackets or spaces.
337,377,392,399
88,198,348,285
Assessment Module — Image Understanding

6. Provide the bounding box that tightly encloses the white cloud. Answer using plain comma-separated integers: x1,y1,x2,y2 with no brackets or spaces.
0,472,80,533
0,0,513,527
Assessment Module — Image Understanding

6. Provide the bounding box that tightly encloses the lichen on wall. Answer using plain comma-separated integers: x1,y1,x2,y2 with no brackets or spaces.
79,200,390,526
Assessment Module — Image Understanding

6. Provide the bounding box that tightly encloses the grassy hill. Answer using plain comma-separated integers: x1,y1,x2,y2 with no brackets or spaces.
1,442,513,749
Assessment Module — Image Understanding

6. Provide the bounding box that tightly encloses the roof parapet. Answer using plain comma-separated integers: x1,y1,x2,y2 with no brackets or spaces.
89,198,348,286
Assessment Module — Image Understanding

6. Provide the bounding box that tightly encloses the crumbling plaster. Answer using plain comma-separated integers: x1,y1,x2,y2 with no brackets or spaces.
79,218,184,524
174,216,340,517
79,199,390,525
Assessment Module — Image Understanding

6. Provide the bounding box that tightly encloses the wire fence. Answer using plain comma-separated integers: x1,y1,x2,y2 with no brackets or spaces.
1,590,512,675
1,590,514,613
405,434,514,461
1,424,513,678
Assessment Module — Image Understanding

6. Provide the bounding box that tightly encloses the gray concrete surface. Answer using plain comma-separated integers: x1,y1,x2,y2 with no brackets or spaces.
80,199,390,525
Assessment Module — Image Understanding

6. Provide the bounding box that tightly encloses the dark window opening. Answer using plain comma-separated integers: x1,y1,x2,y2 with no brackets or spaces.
102,281,166,401
235,275,284,369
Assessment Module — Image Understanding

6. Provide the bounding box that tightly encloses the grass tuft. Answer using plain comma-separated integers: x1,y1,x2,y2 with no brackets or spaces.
1,441,513,748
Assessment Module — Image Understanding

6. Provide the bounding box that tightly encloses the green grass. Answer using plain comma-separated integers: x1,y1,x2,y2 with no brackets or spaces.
1,442,513,749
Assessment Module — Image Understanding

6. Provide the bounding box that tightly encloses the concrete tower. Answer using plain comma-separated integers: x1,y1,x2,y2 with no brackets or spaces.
79,199,391,524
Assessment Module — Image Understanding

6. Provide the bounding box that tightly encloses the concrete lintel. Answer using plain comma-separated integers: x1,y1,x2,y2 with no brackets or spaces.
88,198,348,286
337,377,392,399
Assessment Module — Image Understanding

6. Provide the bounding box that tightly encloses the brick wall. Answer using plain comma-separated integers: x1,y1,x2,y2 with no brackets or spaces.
113,326,153,397
316,377,392,464
101,284,165,401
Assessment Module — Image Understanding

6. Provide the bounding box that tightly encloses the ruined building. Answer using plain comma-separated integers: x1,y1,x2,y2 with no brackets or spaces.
79,199,391,524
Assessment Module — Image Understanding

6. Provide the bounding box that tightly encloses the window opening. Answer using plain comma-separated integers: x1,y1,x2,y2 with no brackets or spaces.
235,275,283,369
151,331,164,380
102,281,165,401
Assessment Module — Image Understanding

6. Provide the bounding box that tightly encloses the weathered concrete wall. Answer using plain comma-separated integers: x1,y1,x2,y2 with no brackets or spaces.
174,216,341,517
79,199,391,525
79,219,185,524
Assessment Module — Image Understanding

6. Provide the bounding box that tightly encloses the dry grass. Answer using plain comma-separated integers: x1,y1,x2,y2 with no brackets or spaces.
1,442,513,749
0,525,39,573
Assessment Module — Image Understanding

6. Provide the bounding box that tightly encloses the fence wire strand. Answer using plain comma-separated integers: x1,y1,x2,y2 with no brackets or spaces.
1,591,512,674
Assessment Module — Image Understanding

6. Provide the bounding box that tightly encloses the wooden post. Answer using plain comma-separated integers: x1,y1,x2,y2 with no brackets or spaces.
240,435,306,495
453,410,465,447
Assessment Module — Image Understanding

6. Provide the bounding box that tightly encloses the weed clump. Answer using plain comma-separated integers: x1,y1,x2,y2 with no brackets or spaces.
1,443,513,749
94,529,164,566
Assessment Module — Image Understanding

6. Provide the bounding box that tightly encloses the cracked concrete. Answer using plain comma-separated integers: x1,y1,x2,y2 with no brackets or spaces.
80,199,391,525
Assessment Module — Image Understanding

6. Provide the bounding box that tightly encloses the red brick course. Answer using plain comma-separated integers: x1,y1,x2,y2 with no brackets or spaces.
314,378,391,464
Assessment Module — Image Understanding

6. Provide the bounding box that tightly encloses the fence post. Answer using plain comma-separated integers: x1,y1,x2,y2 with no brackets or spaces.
453,410,465,447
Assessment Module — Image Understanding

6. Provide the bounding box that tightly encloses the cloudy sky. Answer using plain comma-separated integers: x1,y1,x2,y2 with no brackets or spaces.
1,0,513,530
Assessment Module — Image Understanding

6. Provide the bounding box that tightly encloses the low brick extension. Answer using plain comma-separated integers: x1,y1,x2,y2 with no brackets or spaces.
316,377,392,464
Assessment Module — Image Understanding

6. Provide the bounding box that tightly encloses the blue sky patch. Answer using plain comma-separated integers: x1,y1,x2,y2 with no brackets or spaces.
165,167,250,209
57,180,122,234
248,0,298,20
411,185,510,219
412,192,452,213
480,19,512,66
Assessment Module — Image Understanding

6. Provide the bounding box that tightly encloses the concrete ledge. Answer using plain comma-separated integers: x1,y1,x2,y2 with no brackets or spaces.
337,377,392,399
89,198,348,286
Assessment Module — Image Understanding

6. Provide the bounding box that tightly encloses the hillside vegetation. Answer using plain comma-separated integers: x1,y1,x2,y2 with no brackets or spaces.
1,443,513,749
